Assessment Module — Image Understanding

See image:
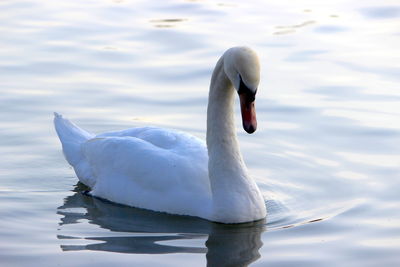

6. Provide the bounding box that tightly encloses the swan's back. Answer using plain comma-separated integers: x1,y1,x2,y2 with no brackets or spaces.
97,127,206,155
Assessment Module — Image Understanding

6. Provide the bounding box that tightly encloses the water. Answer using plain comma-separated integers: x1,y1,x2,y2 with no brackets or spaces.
1,0,399,266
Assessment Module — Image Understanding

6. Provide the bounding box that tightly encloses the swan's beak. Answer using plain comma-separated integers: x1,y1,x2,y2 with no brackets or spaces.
239,93,257,134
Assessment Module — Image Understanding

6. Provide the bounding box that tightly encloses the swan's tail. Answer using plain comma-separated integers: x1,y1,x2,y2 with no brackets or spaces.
54,113,96,187
54,112,93,164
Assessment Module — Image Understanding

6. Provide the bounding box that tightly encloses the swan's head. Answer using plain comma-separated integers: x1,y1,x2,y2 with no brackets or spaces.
223,47,260,134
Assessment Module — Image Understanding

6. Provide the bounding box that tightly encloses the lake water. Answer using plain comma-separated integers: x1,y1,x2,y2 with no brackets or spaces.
1,0,399,266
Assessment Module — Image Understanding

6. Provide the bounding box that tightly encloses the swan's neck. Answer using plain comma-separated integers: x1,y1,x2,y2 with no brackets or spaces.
207,58,247,180
206,57,266,223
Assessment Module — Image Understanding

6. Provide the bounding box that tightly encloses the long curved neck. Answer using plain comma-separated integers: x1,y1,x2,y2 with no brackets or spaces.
207,58,239,156
207,57,262,224
205,50,266,223
207,57,248,182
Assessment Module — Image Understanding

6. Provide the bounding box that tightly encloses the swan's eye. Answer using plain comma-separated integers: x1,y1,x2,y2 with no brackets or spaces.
237,75,256,102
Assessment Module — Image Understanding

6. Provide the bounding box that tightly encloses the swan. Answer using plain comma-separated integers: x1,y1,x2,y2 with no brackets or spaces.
54,46,267,224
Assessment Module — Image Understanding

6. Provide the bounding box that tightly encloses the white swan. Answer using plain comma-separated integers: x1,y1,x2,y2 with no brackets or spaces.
54,46,267,224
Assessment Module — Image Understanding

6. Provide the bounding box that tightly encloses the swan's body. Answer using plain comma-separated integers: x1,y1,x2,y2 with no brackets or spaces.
54,47,267,223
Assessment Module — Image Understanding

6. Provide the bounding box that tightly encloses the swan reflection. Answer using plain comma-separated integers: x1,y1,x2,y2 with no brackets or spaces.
58,183,265,266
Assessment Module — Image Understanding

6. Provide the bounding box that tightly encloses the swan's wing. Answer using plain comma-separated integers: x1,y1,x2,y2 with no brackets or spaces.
82,135,211,217
96,126,205,152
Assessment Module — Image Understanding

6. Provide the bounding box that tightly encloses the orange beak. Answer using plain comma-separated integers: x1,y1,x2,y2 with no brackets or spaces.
239,93,257,134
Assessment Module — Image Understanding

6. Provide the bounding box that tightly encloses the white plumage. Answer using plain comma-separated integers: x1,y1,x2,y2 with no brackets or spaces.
54,47,267,223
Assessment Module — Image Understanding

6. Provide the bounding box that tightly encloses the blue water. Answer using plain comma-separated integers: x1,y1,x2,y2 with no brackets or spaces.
1,0,399,266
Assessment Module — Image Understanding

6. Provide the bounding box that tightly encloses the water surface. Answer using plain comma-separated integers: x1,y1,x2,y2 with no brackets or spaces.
1,0,399,266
